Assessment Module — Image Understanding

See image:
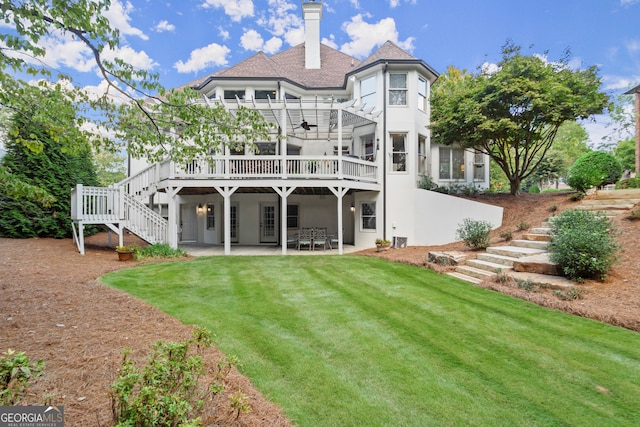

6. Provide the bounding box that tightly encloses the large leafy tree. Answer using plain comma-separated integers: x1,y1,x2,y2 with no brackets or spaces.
0,113,99,238
431,43,609,195
0,1,272,187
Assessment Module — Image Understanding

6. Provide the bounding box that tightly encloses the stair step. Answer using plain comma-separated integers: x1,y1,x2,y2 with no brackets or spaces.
486,245,547,258
595,189,640,200
455,265,496,280
576,203,634,211
467,259,514,273
523,233,552,242
530,227,552,235
476,252,518,267
582,199,637,207
511,239,549,250
447,271,484,285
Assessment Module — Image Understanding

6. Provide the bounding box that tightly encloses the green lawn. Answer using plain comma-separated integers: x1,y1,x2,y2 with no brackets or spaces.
101,256,640,426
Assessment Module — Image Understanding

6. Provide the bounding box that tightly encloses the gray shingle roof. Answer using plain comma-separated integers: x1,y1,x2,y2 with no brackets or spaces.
191,40,438,91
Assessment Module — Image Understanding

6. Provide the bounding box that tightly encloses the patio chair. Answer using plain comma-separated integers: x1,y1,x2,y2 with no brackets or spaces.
297,228,313,250
287,231,299,248
312,228,328,251
328,232,339,250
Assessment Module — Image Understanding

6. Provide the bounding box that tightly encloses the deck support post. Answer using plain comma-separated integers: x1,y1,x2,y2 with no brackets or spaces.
275,186,296,255
215,186,238,255
167,186,182,249
328,186,348,254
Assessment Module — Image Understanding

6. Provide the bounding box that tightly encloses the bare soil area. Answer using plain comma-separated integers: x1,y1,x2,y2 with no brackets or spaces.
0,191,638,426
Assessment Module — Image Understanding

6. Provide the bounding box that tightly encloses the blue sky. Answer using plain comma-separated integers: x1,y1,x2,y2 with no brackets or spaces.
9,0,640,145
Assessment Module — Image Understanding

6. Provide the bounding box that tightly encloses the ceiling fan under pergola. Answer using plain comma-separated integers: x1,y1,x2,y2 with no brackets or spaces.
299,120,317,131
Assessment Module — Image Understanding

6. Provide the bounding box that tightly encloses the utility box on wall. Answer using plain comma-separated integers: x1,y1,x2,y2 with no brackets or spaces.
393,236,407,248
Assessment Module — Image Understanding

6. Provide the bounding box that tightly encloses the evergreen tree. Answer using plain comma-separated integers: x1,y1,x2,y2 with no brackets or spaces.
0,115,98,238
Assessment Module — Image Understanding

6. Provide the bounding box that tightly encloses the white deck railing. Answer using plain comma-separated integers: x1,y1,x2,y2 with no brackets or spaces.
71,184,168,246
164,155,378,182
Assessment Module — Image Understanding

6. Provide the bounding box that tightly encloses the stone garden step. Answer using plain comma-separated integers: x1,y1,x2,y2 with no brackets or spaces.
511,239,549,250
486,245,547,258
454,265,496,280
447,271,483,285
466,258,514,273
476,252,518,267
523,233,552,242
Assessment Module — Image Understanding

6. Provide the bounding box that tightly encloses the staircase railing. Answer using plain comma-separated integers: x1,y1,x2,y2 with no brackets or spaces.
71,184,168,249
121,192,168,244
117,163,160,201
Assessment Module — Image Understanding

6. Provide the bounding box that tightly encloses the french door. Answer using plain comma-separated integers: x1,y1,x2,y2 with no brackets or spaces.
260,203,278,243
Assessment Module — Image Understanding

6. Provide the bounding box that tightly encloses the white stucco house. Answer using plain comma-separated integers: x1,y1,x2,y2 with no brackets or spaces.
71,1,502,255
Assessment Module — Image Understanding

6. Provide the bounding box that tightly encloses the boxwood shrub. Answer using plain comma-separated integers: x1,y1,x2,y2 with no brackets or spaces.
547,209,620,281
566,151,622,192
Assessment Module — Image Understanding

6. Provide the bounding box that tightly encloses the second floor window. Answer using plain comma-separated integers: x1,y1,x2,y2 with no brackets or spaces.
224,90,245,100
418,77,427,112
255,90,276,101
389,73,407,106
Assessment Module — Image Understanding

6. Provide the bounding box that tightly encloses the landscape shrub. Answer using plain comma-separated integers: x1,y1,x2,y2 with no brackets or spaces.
417,174,438,190
499,230,513,241
110,327,239,427
547,209,620,281
456,218,493,250
615,177,640,189
566,151,622,192
137,243,186,259
0,349,44,405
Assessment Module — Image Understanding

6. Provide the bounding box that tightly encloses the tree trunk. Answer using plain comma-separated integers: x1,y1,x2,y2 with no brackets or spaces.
509,176,521,196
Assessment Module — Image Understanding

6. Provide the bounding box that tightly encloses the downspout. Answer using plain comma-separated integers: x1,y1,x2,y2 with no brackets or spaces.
382,62,388,242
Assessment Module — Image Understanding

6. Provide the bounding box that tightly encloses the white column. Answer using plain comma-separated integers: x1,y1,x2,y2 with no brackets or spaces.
215,186,238,255
328,186,348,254
167,186,181,249
275,186,296,255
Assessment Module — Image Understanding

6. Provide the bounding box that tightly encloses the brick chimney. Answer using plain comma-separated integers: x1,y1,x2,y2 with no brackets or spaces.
302,1,322,69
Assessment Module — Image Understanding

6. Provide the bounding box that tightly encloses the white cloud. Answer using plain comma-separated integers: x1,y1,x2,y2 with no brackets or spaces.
322,35,338,50
284,27,304,46
39,34,95,73
81,79,131,105
218,27,231,40
254,0,303,49
239,29,283,54
339,15,414,58
174,43,230,73
103,46,158,71
626,39,640,55
200,0,254,22
103,0,148,40
602,75,640,91
389,0,416,7
263,37,283,54
154,20,175,32
240,29,264,51
481,62,500,75
620,0,639,6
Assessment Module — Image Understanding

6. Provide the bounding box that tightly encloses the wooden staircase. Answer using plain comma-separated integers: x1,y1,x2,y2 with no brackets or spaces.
447,189,640,286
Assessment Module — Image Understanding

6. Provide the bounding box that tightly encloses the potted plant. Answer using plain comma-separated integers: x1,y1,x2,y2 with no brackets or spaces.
115,244,138,261
375,238,391,252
